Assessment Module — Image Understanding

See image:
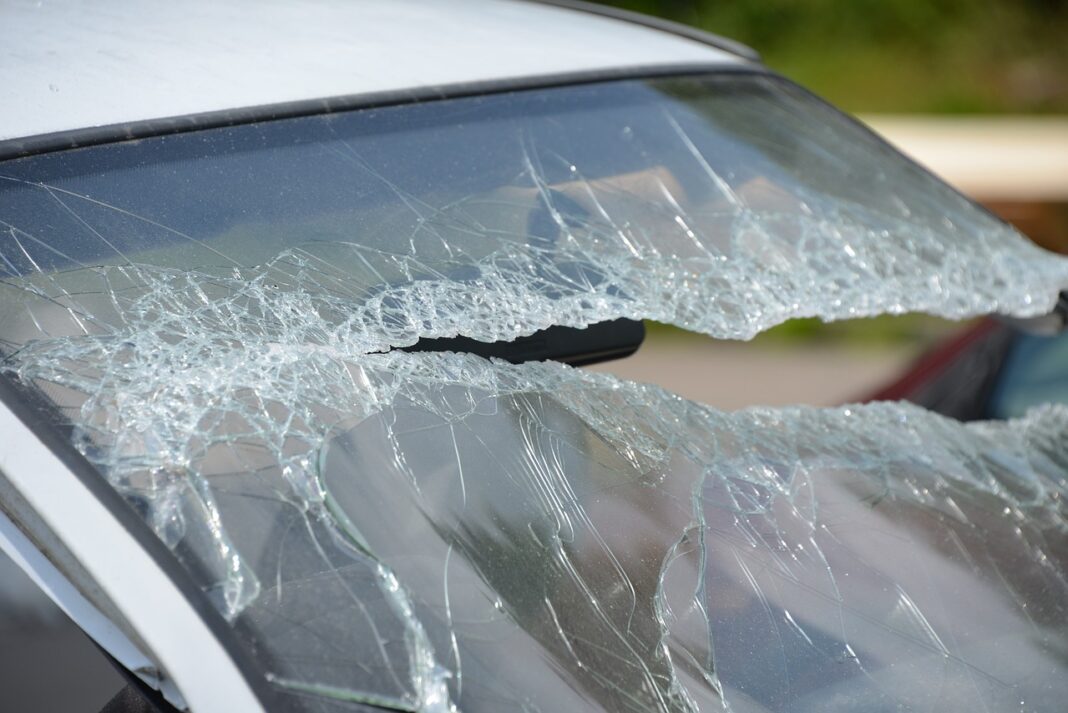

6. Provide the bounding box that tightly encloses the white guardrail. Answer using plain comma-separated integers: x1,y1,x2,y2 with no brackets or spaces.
862,115,1068,202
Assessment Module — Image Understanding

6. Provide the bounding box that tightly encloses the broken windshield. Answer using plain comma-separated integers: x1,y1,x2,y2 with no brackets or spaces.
1,72,1067,712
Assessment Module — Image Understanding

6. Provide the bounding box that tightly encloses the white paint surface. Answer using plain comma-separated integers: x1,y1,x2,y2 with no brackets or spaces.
0,0,741,143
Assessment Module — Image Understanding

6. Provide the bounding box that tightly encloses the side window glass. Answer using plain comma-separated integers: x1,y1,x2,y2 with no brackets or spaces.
989,330,1068,419
0,548,125,711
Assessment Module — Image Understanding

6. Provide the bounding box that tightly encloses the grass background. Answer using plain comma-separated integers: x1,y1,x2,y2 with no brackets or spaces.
593,0,1068,114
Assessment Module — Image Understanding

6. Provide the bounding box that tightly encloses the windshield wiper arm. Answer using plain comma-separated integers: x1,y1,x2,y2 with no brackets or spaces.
402,318,644,366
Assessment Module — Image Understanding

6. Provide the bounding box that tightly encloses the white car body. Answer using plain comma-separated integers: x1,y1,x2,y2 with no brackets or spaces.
0,0,746,145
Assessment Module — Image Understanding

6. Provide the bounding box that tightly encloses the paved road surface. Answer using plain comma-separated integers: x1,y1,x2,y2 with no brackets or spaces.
589,337,919,410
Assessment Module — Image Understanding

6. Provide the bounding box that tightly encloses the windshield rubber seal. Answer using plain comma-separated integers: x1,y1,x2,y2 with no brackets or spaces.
0,62,763,163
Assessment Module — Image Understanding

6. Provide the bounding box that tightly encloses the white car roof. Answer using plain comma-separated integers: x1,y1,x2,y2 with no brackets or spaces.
0,0,747,146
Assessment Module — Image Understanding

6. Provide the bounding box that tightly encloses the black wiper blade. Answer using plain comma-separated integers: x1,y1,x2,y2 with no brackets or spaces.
403,318,644,366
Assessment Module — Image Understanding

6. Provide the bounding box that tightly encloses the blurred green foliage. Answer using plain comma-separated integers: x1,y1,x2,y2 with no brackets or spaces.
594,0,1068,113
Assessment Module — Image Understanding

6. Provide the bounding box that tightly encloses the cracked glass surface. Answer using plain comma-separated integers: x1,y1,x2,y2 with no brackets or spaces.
1,73,1067,711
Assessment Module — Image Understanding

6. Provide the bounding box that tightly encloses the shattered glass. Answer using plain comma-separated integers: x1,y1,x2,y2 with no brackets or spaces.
0,73,1067,711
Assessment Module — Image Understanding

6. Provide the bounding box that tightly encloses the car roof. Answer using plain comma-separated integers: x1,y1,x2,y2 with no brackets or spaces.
0,0,748,147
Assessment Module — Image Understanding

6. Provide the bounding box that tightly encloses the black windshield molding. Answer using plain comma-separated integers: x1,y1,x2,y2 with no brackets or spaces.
523,0,760,62
0,62,765,163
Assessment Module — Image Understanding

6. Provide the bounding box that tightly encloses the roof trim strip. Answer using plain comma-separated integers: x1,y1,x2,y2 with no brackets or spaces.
0,62,762,163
